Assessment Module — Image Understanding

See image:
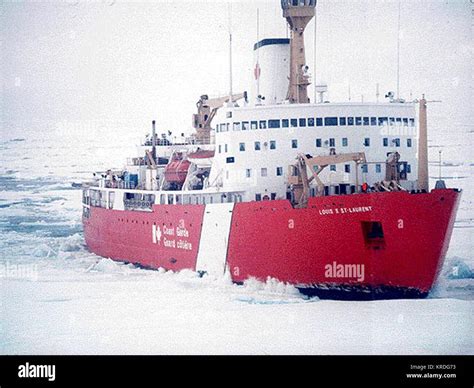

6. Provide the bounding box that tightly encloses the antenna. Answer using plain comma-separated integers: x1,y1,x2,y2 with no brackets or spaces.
438,150,442,181
313,12,317,103
396,0,401,100
256,8,260,98
376,83,380,102
228,2,233,103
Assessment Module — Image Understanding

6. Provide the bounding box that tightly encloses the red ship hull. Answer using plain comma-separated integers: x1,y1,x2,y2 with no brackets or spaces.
83,189,460,299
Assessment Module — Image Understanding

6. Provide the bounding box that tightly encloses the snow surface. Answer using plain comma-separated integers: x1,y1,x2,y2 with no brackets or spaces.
0,121,472,355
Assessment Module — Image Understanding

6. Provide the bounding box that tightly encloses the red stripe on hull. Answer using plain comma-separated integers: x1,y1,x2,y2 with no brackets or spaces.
83,204,205,271
226,189,460,293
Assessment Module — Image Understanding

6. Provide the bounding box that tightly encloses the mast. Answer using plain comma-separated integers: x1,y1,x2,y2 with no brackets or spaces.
417,95,429,191
281,0,316,104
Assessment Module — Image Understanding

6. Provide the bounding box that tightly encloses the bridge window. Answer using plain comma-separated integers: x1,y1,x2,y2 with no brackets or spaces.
270,140,276,150
406,164,411,173
376,164,381,173
308,117,315,126
324,117,338,126
290,118,298,127
344,164,351,173
282,119,289,128
276,167,283,176
389,117,395,125
268,119,280,128
292,139,298,148
251,121,258,130
393,138,400,147
330,165,336,171
355,117,362,125
168,195,174,205
396,117,402,123
370,117,377,126
364,138,370,147
299,118,307,127
254,141,261,151
339,117,346,126
255,194,262,201
409,118,415,126
363,117,370,126
224,144,228,153
259,120,267,129
218,144,222,153
242,121,249,130
407,138,412,147
316,138,322,147
329,138,335,147
379,117,388,126
233,122,241,131
347,117,354,126
239,143,245,151
402,118,408,126
246,168,251,178
383,138,388,147
361,164,368,173
316,118,323,126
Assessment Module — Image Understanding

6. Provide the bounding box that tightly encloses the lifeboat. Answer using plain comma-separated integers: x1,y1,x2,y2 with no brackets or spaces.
187,149,215,168
164,153,191,183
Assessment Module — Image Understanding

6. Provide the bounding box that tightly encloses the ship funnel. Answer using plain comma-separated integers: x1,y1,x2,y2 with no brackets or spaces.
281,0,316,104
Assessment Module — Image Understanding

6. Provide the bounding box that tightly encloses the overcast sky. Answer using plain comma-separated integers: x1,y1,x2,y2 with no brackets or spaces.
1,0,472,136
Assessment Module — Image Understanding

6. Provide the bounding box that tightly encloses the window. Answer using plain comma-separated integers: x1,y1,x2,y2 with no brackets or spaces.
325,117,338,126
379,117,388,126
339,117,346,126
375,164,381,173
255,194,262,201
226,123,230,132
245,169,251,178
271,193,277,200
406,164,411,173
242,121,249,130
364,138,370,147
218,144,222,153
370,117,377,126
226,157,235,164
402,118,408,126
407,138,412,147
291,139,298,148
330,165,336,171
394,138,400,147
299,118,306,127
355,117,362,125
251,121,258,130
329,138,335,147
261,168,267,177
344,164,351,173
270,140,276,150
226,111,232,118
276,167,283,176
316,118,323,126
389,117,395,125
362,164,368,173
268,119,280,129
409,118,415,126
290,118,298,127
342,138,348,147
383,138,388,147
363,117,370,126
233,122,241,131
396,117,402,123
308,117,315,127
239,142,245,151
316,138,322,147
282,119,289,128
224,144,228,153
254,141,261,151
259,120,267,129
347,117,354,126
